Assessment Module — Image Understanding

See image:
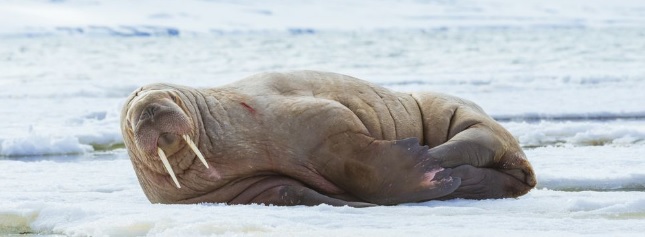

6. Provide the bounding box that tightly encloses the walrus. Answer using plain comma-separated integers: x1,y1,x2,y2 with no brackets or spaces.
121,70,536,207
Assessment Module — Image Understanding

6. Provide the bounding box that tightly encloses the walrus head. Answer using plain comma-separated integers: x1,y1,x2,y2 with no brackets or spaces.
121,84,212,190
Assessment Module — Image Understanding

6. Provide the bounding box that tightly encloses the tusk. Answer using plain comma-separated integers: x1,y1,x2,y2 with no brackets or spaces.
183,134,209,168
158,147,181,189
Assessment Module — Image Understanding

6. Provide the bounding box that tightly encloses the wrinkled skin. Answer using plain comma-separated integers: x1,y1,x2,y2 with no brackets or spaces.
121,70,537,207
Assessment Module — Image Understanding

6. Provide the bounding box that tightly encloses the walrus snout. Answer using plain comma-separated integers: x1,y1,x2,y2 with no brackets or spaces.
129,91,192,153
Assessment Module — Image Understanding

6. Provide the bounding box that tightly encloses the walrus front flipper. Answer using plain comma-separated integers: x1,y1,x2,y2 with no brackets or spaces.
323,137,461,205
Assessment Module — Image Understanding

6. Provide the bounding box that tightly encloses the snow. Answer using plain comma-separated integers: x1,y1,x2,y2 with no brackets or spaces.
1,146,645,236
1,0,644,236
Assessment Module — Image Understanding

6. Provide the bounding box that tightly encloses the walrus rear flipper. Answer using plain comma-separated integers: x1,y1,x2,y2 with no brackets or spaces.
325,137,461,205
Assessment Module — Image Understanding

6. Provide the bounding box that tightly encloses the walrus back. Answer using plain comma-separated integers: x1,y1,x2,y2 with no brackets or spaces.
234,70,426,141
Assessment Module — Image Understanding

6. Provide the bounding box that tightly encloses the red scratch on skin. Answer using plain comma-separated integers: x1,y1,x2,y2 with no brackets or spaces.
420,167,445,188
240,102,256,114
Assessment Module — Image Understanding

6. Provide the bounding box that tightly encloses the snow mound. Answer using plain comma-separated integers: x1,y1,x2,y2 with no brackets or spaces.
0,134,93,157
1,108,123,157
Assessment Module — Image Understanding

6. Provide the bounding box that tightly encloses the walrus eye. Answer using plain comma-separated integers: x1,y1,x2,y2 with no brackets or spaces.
169,93,179,103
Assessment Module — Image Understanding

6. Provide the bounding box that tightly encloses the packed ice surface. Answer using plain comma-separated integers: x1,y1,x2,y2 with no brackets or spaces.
1,0,644,236
2,146,645,236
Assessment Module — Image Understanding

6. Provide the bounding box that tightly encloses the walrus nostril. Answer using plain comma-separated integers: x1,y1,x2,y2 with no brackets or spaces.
140,105,159,122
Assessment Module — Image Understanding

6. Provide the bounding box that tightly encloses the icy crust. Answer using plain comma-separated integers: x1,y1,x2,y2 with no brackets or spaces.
527,145,645,192
1,146,645,236
2,193,645,237
1,0,645,37
503,120,645,147
0,135,92,157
